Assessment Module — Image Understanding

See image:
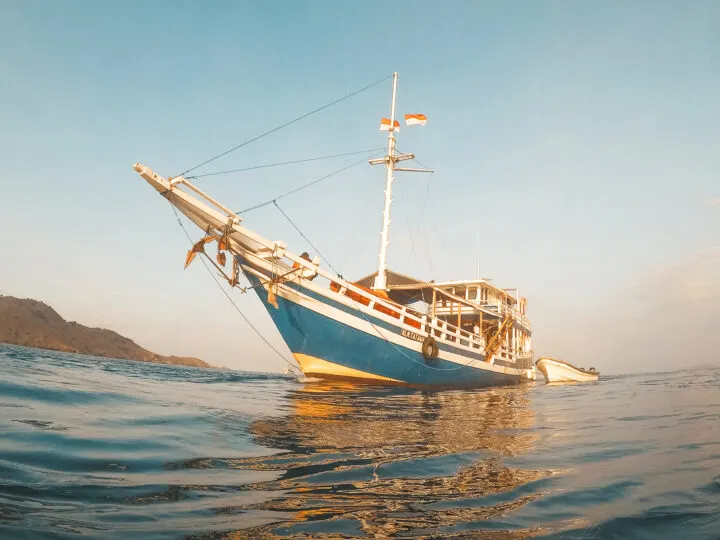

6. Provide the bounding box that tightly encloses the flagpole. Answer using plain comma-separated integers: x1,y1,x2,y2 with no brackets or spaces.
373,72,398,291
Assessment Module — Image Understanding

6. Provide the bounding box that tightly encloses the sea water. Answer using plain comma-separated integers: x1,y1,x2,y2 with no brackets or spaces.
0,344,718,539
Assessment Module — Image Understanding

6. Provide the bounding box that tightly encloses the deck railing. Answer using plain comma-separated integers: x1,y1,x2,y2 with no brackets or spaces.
251,252,492,355
259,255,535,365
434,300,532,331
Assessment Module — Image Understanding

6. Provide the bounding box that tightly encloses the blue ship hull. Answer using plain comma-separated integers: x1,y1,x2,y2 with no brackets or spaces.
246,274,524,387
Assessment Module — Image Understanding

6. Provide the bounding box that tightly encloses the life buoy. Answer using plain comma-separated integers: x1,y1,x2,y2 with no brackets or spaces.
422,336,439,360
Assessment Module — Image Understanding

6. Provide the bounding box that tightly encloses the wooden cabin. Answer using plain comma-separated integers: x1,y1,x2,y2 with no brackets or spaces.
354,271,532,365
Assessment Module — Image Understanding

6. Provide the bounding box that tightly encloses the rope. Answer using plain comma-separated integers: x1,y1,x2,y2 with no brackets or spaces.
405,215,421,272
405,169,434,271
168,203,298,370
273,201,341,277
395,147,454,278
179,74,392,176
236,151,384,214
239,266,303,294
393,145,435,273
187,148,383,179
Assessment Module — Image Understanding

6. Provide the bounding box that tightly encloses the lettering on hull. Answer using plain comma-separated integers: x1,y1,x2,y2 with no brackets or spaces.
401,329,425,342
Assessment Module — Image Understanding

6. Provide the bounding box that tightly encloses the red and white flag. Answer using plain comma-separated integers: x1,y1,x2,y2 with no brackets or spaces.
405,113,428,126
379,118,400,131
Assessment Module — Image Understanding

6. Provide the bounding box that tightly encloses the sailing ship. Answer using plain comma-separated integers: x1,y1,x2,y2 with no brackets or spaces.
133,73,535,387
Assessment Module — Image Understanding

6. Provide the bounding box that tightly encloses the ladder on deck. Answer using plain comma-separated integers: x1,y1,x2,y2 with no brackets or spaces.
484,312,514,362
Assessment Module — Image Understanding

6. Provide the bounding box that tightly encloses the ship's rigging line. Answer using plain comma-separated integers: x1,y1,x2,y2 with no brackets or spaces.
186,148,383,179
235,151,385,214
178,74,393,177
168,203,299,371
229,147,427,271
273,201,341,277
395,147,458,278
394,147,434,274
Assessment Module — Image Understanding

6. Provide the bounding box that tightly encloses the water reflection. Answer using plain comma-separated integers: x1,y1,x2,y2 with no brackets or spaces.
220,382,547,538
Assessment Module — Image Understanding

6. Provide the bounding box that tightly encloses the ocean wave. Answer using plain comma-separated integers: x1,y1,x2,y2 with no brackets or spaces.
0,347,718,538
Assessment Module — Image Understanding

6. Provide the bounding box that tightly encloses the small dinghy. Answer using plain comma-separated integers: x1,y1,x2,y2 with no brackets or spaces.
535,357,599,383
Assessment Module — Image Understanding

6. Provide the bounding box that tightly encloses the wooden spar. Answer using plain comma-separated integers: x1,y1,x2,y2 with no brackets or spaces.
170,175,241,222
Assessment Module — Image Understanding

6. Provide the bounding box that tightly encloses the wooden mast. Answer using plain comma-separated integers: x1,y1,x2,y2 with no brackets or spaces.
372,72,398,291
369,72,433,291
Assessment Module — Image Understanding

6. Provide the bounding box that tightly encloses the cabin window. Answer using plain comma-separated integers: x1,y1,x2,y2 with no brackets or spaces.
468,287,477,300
456,288,466,299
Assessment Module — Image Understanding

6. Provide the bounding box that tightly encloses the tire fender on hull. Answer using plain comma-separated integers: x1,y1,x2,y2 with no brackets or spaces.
422,336,439,360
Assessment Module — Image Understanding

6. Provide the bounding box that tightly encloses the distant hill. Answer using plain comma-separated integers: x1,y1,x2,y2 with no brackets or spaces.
0,296,210,368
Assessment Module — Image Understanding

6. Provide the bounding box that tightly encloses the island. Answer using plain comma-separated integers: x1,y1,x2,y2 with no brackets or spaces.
0,296,210,368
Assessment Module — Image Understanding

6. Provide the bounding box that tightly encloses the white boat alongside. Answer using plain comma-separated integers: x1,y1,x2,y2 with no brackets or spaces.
535,357,599,383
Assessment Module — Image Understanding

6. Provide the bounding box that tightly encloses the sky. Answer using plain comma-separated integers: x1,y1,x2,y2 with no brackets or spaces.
1,1,718,373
